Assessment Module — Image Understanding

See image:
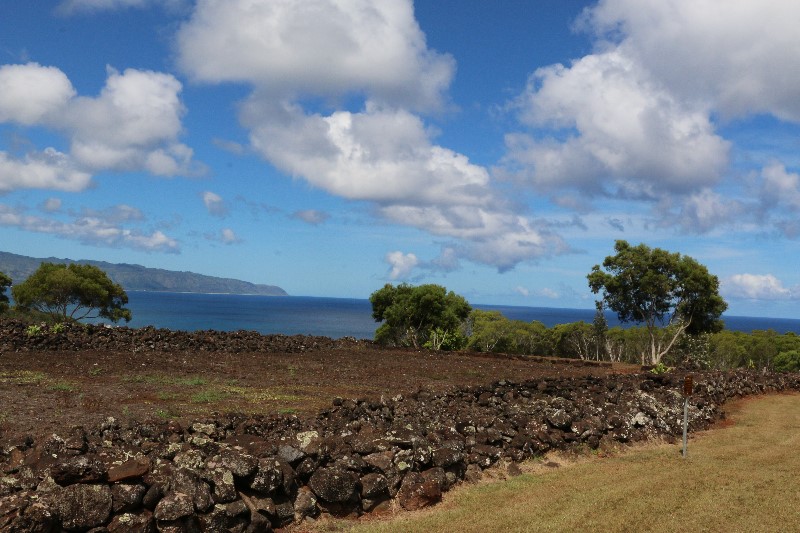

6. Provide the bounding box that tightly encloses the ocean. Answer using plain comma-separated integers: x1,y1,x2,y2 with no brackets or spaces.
118,291,800,339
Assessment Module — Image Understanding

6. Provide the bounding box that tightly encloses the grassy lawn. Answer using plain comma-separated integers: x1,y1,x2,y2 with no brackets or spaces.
323,393,800,533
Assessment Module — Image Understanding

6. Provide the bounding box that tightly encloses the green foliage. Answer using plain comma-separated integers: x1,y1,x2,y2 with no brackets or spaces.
370,283,471,349
649,362,673,374
588,240,727,365
462,304,800,371
423,327,467,351
26,324,43,337
51,322,66,334
12,262,131,323
773,350,800,373
0,271,10,314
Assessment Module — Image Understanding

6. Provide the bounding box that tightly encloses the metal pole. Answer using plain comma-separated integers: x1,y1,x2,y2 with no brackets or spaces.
682,374,692,459
682,396,688,458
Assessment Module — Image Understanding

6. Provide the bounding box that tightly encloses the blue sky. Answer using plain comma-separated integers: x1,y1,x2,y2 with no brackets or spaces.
1,1,800,318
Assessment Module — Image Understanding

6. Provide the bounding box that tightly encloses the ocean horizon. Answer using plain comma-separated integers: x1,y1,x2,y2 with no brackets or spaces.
115,291,800,339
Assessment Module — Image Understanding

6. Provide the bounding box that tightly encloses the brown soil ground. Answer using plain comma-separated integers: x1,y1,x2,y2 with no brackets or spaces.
0,345,633,447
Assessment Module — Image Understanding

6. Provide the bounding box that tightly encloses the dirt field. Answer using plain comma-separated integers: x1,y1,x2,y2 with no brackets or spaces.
0,344,627,446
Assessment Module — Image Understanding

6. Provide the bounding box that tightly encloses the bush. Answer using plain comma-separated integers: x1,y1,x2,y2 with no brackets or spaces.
773,350,800,373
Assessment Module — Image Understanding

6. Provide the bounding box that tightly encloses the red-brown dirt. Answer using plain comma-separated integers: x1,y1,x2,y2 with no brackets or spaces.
0,343,629,447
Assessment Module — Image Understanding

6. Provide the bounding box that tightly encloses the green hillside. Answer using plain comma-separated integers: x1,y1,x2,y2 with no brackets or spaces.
0,251,287,296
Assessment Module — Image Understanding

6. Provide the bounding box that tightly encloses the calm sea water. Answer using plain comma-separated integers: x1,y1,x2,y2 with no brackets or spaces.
118,291,800,339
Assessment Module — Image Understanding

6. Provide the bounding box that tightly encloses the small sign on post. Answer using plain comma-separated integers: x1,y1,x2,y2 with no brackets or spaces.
683,375,694,397
682,374,693,458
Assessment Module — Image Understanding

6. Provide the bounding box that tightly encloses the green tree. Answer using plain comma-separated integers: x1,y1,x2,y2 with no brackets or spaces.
588,240,727,365
467,310,511,352
370,283,471,349
708,331,748,369
12,263,132,323
0,271,10,314
773,350,800,373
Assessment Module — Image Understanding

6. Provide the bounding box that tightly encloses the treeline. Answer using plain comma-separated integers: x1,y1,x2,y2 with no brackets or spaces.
465,309,800,372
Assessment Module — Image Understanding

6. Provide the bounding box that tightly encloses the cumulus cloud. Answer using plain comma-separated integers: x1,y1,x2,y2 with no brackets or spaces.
582,0,800,123
723,274,799,300
291,209,330,225
176,0,454,112
0,63,75,124
657,189,746,234
379,205,568,272
244,102,490,206
385,251,419,280
0,203,179,252
202,191,228,217
501,0,800,238
505,50,729,198
0,149,92,192
174,0,567,272
760,162,800,211
63,67,197,175
0,63,198,192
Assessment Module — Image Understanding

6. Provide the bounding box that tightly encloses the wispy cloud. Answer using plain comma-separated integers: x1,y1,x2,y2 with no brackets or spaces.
291,209,330,225
0,203,179,252
202,191,228,217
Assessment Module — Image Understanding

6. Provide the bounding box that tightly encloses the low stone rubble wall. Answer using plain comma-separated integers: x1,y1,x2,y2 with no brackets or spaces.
0,320,370,354
2,368,798,531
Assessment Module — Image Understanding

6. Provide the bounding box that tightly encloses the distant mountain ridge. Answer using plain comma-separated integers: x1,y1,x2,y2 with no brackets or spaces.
0,251,288,296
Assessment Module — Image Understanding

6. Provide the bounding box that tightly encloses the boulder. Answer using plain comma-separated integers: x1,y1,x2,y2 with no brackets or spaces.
52,483,113,531
308,467,358,504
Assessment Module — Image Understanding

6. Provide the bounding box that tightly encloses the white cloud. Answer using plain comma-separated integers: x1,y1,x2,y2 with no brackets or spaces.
657,189,745,234
0,63,75,124
514,286,530,297
538,288,560,299
245,102,490,206
723,273,798,300
202,191,228,217
64,67,195,175
380,205,568,272
220,228,240,244
77,204,144,224
176,0,454,111
0,203,179,252
174,0,568,272
760,162,800,210
505,50,729,198
582,0,800,123
385,251,419,280
0,63,198,191
0,149,92,192
57,0,187,14
291,210,330,225
40,198,62,212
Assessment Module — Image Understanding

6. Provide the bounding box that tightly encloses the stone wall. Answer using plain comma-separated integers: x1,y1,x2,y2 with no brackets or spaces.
2,368,799,531
0,320,369,354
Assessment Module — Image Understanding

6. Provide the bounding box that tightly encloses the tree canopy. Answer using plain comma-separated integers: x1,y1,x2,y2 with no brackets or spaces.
587,240,727,365
369,283,471,349
0,271,10,313
12,263,132,323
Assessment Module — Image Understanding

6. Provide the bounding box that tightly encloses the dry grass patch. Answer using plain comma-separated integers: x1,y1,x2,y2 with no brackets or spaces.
322,393,800,533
